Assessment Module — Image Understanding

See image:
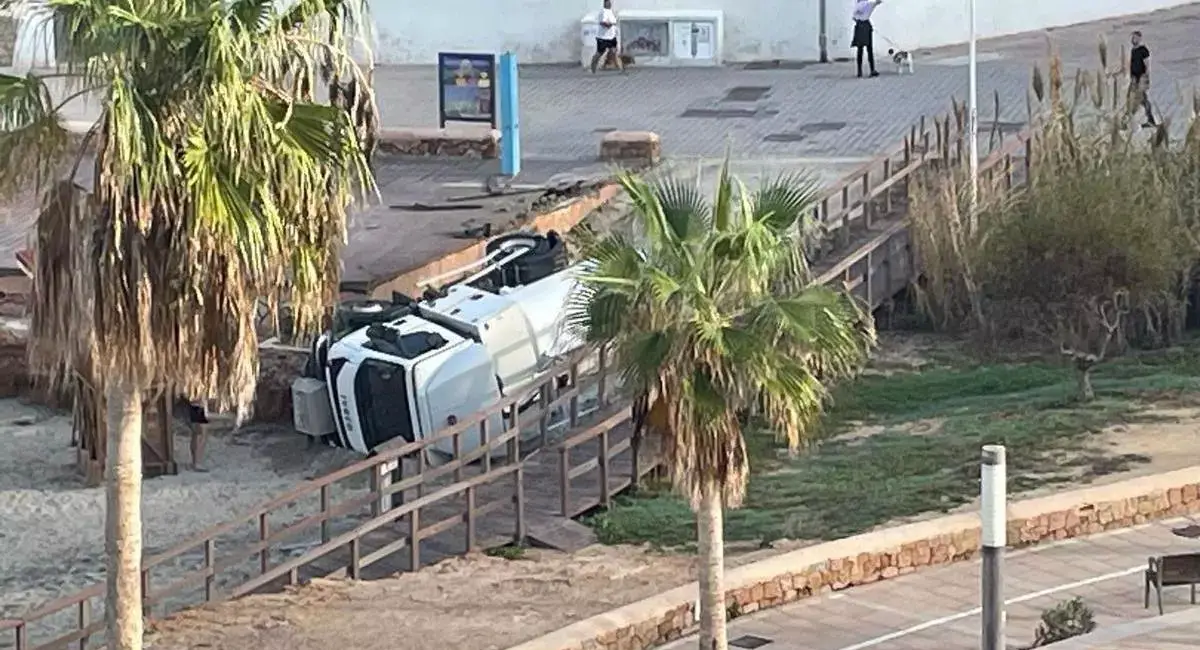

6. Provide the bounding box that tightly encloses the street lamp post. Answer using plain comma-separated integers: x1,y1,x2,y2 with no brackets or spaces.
967,0,979,231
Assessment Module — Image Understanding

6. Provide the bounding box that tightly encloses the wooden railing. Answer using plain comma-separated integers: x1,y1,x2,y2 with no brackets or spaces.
1,347,612,650
812,115,1036,310
556,408,659,517
2,114,1043,650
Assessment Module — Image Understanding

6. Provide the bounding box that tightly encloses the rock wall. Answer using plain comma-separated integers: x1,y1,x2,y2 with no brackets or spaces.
515,469,1200,650
377,127,500,159
0,15,16,67
0,335,32,398
1,319,304,424
254,347,309,424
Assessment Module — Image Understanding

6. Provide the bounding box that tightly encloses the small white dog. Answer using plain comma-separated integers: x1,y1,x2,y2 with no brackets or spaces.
888,48,914,75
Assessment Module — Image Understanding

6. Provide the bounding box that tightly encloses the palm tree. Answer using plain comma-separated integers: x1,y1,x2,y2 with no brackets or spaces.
570,165,875,649
0,1,374,648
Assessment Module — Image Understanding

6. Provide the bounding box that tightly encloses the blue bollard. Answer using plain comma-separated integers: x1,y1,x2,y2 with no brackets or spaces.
498,51,521,178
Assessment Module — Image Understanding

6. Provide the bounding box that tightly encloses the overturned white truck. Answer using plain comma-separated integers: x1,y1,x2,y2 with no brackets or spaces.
290,231,604,457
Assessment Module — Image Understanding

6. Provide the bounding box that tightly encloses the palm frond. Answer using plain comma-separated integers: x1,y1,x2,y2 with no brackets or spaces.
0,72,70,196
711,156,734,231
650,177,710,241
577,165,874,509
13,0,374,421
752,172,823,234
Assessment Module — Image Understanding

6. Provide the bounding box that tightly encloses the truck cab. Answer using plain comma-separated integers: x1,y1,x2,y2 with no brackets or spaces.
294,231,585,457
320,316,505,456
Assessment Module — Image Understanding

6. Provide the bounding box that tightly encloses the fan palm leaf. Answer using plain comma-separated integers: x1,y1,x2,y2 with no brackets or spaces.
569,161,874,649
0,2,375,648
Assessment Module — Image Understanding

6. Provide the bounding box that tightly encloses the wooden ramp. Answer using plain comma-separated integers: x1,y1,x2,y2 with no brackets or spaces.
277,402,652,585
274,114,1040,589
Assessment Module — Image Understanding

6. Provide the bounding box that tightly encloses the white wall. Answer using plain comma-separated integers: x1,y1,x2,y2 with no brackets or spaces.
373,0,590,64
615,0,823,62
829,0,1195,54
373,0,824,64
12,0,1190,68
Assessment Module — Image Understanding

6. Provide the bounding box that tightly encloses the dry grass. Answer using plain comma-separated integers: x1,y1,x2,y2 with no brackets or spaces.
908,42,1200,367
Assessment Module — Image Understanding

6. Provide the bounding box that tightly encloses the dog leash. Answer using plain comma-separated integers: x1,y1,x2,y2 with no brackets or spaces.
874,31,903,51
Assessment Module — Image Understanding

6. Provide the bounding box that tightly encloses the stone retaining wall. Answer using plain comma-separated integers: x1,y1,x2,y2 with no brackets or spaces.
0,325,32,398
600,131,661,166
377,127,500,158
510,468,1200,650
254,346,310,423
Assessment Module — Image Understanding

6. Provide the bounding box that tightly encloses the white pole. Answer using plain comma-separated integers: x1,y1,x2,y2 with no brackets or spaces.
981,445,1007,650
967,0,979,231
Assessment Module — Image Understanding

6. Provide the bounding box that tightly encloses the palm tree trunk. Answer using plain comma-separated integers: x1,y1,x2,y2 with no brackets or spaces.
697,481,728,650
105,381,144,650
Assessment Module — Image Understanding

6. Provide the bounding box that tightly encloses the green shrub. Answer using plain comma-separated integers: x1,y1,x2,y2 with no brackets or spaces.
908,41,1200,396
1028,597,1097,647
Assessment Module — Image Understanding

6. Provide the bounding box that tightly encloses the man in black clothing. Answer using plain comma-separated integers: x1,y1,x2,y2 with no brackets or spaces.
1129,31,1156,127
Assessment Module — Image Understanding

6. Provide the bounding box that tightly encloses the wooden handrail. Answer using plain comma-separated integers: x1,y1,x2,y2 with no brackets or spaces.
560,409,631,451
7,113,1020,650
7,347,606,649
557,408,641,515
140,350,598,573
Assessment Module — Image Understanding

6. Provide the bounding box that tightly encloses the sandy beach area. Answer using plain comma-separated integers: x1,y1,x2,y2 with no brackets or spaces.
0,397,364,625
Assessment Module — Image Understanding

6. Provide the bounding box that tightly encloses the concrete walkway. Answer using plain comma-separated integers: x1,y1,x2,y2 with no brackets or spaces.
30,4,1200,164
658,516,1200,650
363,4,1200,161
1042,607,1200,649
5,5,1199,279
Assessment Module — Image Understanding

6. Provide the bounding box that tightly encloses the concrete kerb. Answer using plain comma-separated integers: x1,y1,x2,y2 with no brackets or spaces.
375,127,669,164
506,467,1200,650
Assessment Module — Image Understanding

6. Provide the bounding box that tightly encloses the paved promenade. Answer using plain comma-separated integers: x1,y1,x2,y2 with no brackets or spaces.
659,516,1200,650
364,4,1200,161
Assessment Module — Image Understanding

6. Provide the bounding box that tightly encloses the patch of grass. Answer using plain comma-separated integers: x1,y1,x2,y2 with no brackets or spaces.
586,348,1200,549
485,543,529,560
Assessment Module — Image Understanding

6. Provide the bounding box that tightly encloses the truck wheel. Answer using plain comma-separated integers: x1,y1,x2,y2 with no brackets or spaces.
485,231,567,287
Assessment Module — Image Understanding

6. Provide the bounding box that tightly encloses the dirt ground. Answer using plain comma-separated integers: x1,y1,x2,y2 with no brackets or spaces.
145,546,697,650
140,333,1200,650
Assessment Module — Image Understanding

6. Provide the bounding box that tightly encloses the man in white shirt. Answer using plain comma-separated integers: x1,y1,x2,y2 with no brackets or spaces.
852,0,883,78
590,0,624,73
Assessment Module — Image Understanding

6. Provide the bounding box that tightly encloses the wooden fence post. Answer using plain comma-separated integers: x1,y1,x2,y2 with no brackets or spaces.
204,539,216,602
599,428,611,507
77,599,91,650
409,508,421,571
466,485,478,551
515,466,526,543
320,485,331,544
559,446,571,516
258,513,269,575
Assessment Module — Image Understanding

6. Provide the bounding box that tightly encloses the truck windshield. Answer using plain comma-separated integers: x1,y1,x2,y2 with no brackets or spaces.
353,358,417,449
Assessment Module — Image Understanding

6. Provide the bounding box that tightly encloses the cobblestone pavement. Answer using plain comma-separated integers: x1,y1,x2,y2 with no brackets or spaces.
370,4,1200,161
658,516,1200,650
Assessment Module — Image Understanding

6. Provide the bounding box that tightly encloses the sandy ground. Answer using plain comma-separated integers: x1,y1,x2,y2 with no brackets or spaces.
135,406,1200,650
5,333,1200,650
144,547,698,650
0,398,364,622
